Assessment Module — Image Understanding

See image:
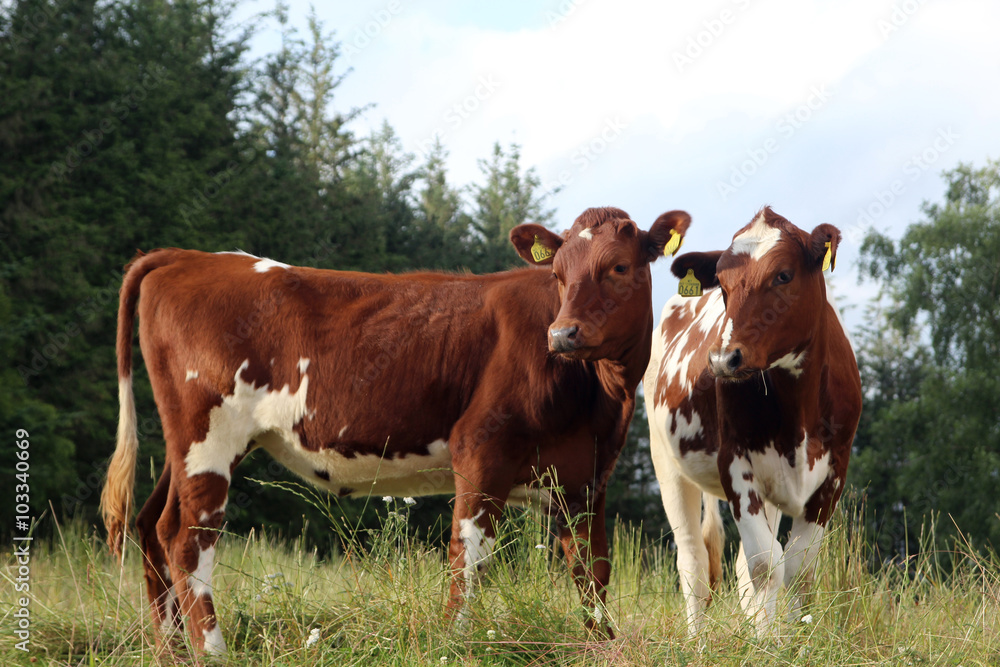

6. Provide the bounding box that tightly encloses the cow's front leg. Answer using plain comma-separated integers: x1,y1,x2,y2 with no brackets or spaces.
727,462,784,635
446,472,508,626
783,516,825,622
559,491,614,638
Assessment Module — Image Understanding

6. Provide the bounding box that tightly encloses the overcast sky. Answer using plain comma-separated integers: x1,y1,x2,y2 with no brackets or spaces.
237,0,1000,336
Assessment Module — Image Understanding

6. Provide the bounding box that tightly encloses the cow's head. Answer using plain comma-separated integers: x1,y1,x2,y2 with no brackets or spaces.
511,207,691,360
671,207,840,380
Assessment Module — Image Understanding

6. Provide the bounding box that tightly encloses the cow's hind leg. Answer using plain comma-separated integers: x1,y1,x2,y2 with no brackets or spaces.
158,469,230,656
135,462,182,644
558,490,614,638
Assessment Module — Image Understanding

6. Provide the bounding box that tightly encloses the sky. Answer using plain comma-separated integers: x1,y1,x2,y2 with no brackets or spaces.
235,0,1000,337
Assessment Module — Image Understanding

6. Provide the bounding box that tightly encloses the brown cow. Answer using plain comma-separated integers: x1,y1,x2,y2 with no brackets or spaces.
101,206,691,655
645,207,861,636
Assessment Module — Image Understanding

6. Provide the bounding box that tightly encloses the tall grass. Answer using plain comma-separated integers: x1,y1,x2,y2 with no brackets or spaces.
2,496,998,666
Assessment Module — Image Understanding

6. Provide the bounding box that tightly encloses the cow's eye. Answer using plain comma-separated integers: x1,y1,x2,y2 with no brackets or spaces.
613,264,628,275
774,271,793,285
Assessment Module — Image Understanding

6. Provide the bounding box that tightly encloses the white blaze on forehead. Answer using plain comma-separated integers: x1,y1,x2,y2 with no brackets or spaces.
720,318,734,352
253,257,291,273
578,227,594,240
185,359,310,481
185,369,199,382
731,212,782,261
298,357,310,374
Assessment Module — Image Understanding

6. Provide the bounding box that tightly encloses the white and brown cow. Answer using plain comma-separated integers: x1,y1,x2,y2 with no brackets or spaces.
101,206,691,655
645,207,861,636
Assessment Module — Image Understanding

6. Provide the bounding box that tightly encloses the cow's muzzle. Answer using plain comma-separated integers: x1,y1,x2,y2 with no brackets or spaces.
549,324,582,354
708,346,751,380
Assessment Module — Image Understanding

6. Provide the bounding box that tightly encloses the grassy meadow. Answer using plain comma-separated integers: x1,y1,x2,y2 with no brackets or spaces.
2,497,998,666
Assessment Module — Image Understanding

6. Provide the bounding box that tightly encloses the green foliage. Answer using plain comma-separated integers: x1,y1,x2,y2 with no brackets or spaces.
2,0,617,551
851,160,1000,557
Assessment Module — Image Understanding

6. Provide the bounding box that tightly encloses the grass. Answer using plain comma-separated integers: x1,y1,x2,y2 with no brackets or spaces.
2,498,999,666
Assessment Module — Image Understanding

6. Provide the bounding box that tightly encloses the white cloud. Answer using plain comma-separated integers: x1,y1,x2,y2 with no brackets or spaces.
241,0,1000,335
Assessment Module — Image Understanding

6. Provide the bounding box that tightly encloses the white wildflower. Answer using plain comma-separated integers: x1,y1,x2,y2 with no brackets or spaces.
306,628,321,647
534,544,546,550
382,496,393,503
403,497,416,505
801,614,813,624
440,656,448,663
486,629,496,639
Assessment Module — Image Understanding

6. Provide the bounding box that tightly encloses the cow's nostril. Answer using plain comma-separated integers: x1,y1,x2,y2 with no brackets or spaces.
727,348,743,371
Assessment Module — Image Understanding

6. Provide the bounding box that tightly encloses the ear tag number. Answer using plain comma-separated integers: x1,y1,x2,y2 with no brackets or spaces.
664,229,683,256
822,241,835,272
531,236,555,263
678,269,702,297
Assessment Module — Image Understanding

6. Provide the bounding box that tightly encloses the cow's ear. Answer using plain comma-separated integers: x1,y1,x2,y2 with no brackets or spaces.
510,224,563,265
643,210,692,262
671,250,723,288
808,223,842,272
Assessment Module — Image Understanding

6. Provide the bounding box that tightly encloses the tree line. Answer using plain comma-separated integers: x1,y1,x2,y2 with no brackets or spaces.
2,0,996,559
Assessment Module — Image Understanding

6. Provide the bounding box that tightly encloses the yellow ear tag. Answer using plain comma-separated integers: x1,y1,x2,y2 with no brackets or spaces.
678,268,703,297
664,228,683,256
822,241,834,272
530,235,555,263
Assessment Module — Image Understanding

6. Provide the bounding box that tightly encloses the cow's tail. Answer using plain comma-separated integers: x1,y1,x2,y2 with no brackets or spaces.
702,493,725,593
100,249,172,557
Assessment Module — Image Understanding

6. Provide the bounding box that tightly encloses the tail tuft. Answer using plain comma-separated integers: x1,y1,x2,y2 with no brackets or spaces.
101,374,139,556
702,493,725,594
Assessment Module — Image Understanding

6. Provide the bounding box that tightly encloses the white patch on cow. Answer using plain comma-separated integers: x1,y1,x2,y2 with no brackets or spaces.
732,432,833,518
459,509,496,589
185,360,310,481
731,213,782,261
253,257,291,273
298,358,310,374
260,435,454,497
507,485,555,511
578,227,593,240
338,425,348,439
189,546,215,598
769,350,806,378
720,318,734,352
185,369,199,382
202,625,227,656
160,583,178,636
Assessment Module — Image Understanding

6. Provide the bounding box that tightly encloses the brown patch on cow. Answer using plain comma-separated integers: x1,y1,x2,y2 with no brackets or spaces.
742,471,754,482
746,490,764,516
